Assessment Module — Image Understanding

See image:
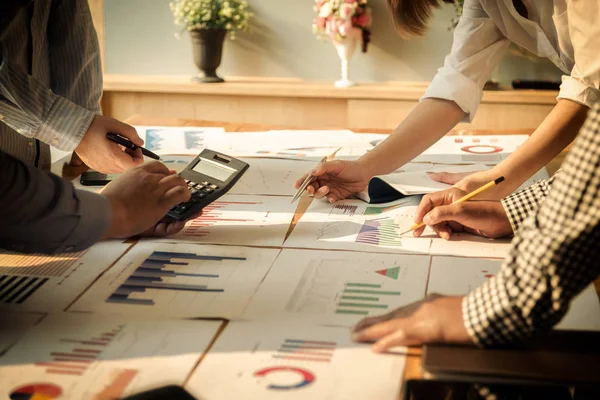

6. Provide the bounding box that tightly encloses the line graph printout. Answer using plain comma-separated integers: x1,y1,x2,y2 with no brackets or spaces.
0,241,130,312
186,321,405,400
0,313,221,400
427,256,600,331
284,197,431,255
243,250,429,327
229,158,313,196
225,130,373,161
156,195,295,247
411,135,529,165
135,126,227,155
70,242,280,318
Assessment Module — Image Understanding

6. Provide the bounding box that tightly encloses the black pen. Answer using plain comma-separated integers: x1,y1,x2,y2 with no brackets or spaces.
106,132,160,160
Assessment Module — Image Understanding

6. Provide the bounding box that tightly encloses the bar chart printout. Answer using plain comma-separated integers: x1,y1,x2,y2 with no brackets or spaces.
0,242,129,312
0,313,221,400
284,197,431,254
186,322,406,400
107,251,243,306
158,195,295,247
71,242,280,318
243,250,429,327
335,282,401,316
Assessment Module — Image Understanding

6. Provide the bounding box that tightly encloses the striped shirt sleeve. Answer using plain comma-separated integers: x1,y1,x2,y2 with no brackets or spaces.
0,52,95,153
463,103,600,347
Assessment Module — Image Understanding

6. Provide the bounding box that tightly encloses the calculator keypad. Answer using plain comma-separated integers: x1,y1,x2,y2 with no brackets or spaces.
170,180,220,215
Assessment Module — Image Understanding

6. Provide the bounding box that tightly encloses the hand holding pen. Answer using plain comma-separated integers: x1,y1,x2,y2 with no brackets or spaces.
106,132,160,161
404,177,511,239
73,115,148,174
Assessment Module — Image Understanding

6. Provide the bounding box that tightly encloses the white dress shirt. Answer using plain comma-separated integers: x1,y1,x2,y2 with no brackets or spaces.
422,0,600,122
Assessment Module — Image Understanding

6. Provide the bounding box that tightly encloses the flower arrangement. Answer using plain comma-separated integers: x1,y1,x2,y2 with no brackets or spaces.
170,0,252,39
313,0,373,53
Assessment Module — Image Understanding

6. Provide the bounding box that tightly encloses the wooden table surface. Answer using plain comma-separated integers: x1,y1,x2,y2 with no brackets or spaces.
57,115,574,398
119,115,575,397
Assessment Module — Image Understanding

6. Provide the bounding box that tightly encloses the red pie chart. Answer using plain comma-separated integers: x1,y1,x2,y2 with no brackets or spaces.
10,383,62,400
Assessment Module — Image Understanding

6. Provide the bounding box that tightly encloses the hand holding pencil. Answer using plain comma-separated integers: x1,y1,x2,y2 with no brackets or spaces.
405,177,514,240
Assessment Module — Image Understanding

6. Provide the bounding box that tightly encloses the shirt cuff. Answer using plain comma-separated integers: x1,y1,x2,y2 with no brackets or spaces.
36,96,96,152
500,177,555,234
557,75,600,108
421,66,483,123
58,189,112,253
462,273,518,347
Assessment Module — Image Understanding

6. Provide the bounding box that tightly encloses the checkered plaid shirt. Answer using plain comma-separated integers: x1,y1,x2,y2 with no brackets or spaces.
463,103,600,347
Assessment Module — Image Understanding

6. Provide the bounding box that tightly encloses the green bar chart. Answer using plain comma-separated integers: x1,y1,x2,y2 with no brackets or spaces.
335,282,401,316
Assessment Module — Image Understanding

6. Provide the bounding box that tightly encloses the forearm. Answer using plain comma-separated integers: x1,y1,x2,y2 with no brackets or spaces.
0,52,95,151
477,99,588,199
358,98,466,176
0,151,111,254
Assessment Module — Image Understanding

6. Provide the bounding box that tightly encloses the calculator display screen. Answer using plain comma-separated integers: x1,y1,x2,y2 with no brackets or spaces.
192,157,236,182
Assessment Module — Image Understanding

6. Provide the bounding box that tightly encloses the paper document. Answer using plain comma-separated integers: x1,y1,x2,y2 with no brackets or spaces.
230,158,314,196
0,241,130,312
0,312,45,354
70,242,280,319
411,135,529,164
186,321,406,400
0,313,221,400
243,249,429,327
285,197,431,255
427,256,600,331
428,232,512,259
226,130,371,160
135,125,228,155
154,194,296,247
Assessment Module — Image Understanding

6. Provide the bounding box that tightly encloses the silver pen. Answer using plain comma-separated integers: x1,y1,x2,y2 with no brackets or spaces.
291,147,342,204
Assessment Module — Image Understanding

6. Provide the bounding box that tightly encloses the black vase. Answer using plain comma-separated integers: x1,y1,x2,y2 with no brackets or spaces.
190,28,226,83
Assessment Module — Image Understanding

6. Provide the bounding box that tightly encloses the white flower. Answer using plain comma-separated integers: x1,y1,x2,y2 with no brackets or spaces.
319,2,333,18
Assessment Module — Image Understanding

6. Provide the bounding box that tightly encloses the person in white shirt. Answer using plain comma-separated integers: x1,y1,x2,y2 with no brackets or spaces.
295,0,599,206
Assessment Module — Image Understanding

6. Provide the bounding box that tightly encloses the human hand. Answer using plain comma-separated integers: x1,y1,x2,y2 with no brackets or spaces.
294,160,372,202
421,200,513,240
75,115,144,174
100,161,191,239
351,294,473,352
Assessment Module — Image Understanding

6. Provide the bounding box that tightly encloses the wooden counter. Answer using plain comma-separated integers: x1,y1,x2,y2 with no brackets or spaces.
101,75,559,131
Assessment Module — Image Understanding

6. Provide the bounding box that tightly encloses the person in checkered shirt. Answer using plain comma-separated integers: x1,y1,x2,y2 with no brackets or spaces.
352,103,600,351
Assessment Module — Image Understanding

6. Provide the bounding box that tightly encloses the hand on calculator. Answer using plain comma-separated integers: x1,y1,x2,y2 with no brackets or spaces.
99,162,199,239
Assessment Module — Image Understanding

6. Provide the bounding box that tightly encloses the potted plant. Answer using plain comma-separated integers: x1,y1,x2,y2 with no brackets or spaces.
170,0,252,83
313,0,372,88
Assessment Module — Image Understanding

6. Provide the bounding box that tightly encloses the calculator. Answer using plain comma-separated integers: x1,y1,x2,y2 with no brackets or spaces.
166,149,249,222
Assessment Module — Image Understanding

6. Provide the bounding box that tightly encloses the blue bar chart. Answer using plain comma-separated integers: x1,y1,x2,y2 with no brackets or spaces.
107,252,245,306
72,243,281,318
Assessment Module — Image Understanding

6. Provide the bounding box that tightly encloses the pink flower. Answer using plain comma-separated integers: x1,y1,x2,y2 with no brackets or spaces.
325,19,339,39
344,0,358,3
340,3,356,20
355,12,372,28
338,20,353,36
315,17,326,29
